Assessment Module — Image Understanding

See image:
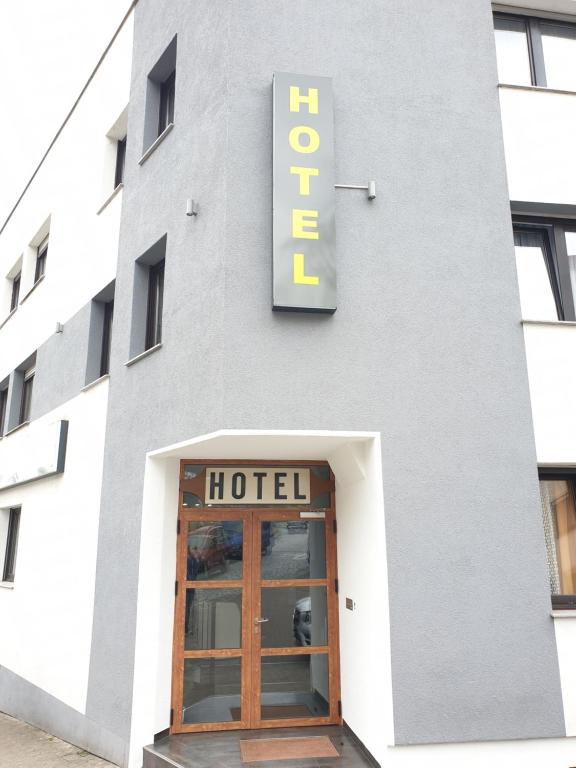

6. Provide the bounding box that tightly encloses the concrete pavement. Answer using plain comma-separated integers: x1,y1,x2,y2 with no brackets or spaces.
0,712,116,768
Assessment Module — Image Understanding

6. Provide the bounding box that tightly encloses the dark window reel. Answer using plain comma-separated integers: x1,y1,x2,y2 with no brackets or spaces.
19,371,34,424
100,300,114,376
3,508,21,583
0,389,7,435
35,241,48,283
114,137,127,188
10,273,21,311
158,70,175,136
145,260,165,350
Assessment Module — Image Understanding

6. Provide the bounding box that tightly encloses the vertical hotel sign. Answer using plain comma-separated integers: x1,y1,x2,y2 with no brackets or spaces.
273,72,336,312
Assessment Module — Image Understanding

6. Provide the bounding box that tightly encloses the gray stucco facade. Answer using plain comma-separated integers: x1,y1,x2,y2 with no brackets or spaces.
1,1,569,765
83,0,564,756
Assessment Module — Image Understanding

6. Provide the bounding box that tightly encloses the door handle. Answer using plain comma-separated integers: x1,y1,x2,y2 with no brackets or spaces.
254,617,270,625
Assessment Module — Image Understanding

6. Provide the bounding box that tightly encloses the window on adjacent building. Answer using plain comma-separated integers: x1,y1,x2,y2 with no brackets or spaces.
35,236,48,283
10,272,21,312
2,507,21,583
19,367,34,424
494,14,576,90
114,137,127,188
145,259,165,349
540,475,576,609
513,219,576,322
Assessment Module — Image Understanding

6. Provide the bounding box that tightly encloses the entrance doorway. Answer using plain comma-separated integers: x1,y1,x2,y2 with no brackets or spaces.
171,461,341,733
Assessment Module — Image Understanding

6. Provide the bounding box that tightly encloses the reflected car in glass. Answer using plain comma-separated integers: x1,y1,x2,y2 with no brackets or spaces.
187,525,227,576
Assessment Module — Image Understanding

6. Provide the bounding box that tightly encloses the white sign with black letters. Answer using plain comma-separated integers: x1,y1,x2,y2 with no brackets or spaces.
205,467,310,505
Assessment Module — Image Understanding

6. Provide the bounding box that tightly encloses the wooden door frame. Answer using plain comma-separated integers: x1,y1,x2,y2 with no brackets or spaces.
170,460,341,734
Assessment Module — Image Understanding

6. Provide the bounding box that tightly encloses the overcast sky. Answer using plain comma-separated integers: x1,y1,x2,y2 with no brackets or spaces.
0,1,131,225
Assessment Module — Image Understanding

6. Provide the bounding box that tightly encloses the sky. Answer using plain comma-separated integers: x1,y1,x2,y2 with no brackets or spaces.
0,1,131,225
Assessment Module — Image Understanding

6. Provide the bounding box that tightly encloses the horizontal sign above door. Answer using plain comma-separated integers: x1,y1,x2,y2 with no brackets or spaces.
205,467,310,505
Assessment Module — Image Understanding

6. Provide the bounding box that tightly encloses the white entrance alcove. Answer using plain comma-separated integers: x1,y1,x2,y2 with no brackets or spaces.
128,430,393,768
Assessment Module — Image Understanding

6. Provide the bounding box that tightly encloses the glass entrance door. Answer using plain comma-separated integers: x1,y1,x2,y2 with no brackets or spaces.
171,464,340,733
252,510,339,727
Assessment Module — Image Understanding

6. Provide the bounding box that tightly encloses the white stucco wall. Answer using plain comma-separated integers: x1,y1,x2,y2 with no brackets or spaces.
0,380,109,712
0,15,133,383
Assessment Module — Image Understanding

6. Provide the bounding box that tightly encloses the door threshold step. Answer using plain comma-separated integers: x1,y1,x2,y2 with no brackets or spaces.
143,725,379,768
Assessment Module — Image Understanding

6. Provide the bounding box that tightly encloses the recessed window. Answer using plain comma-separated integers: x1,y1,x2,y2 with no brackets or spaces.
35,236,48,284
143,36,177,153
494,14,576,90
2,508,21,583
146,259,165,350
114,137,127,188
540,475,576,609
129,235,167,360
10,272,21,312
513,219,576,321
19,366,34,424
85,282,115,384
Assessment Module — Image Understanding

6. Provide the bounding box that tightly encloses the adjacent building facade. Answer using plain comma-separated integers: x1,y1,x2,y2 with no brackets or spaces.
1,1,576,766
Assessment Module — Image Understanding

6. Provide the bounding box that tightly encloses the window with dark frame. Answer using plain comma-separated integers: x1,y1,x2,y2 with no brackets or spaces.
0,388,7,436
539,473,576,609
145,259,165,350
3,507,21,583
158,70,175,137
100,300,114,376
114,137,127,188
19,368,34,425
35,238,48,284
10,272,21,312
513,219,576,322
494,13,576,91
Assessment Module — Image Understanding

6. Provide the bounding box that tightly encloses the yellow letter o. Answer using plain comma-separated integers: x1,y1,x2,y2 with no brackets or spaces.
289,126,320,154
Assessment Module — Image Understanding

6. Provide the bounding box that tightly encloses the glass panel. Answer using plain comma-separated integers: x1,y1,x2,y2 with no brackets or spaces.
187,521,243,580
513,230,558,320
494,18,532,86
540,480,576,595
261,587,327,648
311,492,331,509
541,23,576,91
183,658,241,723
260,654,329,719
566,233,576,306
261,521,326,580
182,492,202,508
311,466,330,481
185,588,242,650
183,464,205,479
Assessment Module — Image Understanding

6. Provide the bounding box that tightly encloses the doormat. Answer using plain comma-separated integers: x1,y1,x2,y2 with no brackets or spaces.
230,705,312,721
240,736,339,763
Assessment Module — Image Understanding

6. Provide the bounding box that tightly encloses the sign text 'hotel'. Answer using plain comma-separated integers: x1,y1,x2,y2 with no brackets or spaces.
272,72,336,312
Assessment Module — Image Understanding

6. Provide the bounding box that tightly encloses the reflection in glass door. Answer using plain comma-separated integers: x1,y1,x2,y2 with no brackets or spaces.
171,463,340,733
252,511,339,727
173,510,251,730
